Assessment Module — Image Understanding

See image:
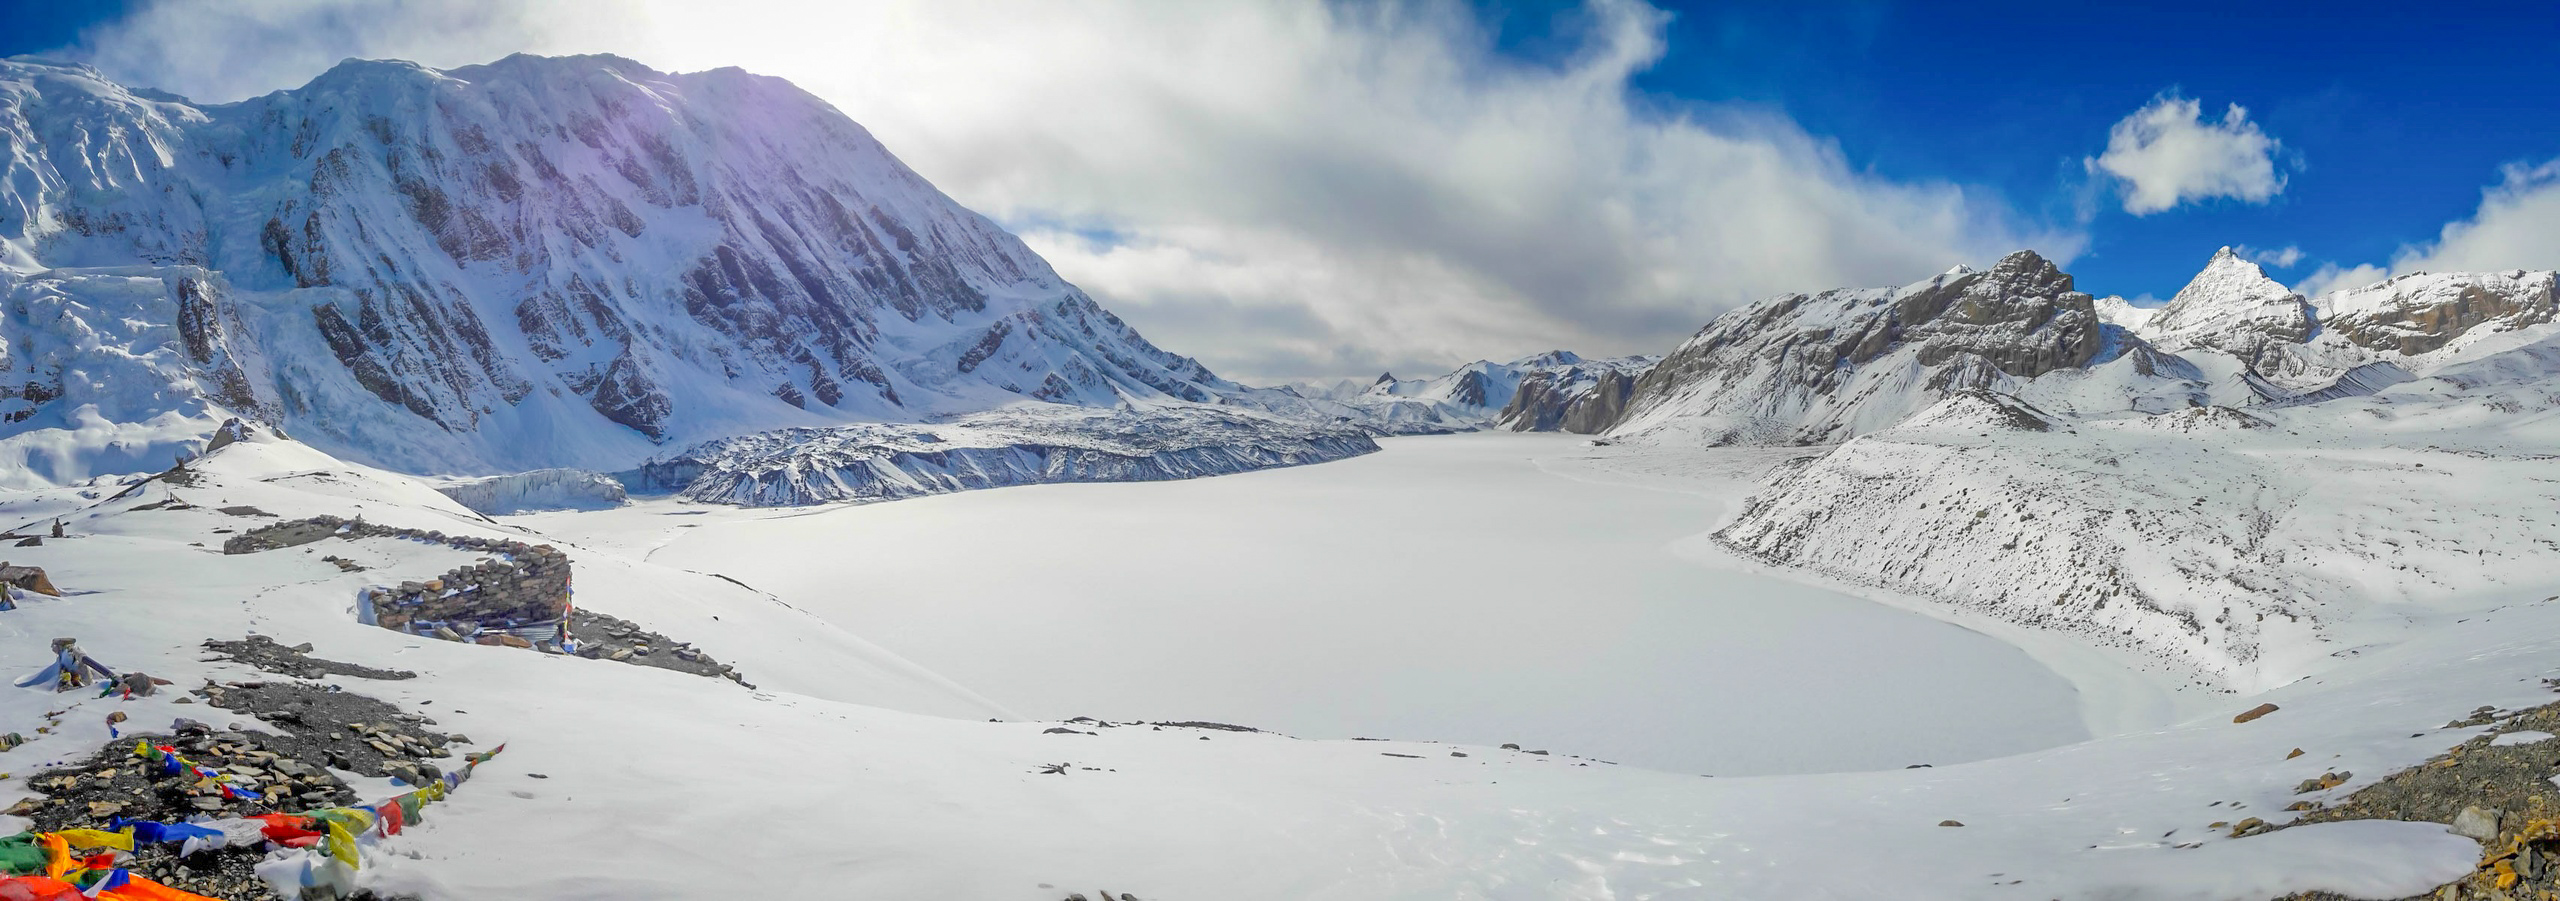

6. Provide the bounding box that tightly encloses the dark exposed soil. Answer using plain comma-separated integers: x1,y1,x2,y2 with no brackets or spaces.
568,608,749,686
201,635,415,681
197,680,460,783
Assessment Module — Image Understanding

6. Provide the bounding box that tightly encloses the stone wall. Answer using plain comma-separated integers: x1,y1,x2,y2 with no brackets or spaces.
225,516,572,645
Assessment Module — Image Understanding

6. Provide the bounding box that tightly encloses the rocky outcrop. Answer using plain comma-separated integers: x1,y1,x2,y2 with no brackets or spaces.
1499,367,1640,433
2319,270,2557,356
633,406,1379,507
1609,249,2102,445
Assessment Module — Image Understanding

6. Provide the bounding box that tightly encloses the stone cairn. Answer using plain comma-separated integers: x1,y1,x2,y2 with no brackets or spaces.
225,515,572,648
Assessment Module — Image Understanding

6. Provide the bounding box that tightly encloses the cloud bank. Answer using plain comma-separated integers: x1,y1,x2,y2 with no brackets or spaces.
57,0,2072,382
2295,158,2560,298
2087,95,2287,216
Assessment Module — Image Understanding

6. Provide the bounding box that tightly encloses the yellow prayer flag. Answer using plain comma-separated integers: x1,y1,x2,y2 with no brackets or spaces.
325,820,358,870
52,829,133,851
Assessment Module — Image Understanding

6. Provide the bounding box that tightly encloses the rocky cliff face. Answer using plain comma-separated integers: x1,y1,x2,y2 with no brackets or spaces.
2320,270,2557,356
1608,249,2102,445
0,54,1230,478
1497,361,1645,434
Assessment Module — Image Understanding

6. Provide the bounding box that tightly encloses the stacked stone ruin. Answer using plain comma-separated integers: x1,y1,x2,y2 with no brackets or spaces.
224,516,572,646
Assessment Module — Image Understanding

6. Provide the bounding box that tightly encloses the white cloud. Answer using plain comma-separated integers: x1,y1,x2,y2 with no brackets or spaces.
2238,244,2303,269
2293,158,2560,298
2085,95,2287,216
2289,262,2388,300
58,0,2075,383
2398,158,2560,274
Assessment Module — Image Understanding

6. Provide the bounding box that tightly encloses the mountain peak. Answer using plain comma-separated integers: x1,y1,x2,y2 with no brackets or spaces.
2146,247,2313,371
0,52,1233,478
1994,249,2050,268
1511,349,1583,368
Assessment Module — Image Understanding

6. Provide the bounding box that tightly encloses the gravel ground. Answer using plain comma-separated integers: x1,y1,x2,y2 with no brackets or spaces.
197,680,462,783
2273,699,2560,901
7,668,468,900
568,608,751,686
201,635,416,681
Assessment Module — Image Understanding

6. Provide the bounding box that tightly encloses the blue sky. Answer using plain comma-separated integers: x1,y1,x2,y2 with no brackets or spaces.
8,0,2559,379
1490,0,2560,300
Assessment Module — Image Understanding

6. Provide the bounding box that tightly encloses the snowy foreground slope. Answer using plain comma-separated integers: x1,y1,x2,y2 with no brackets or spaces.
0,425,2535,899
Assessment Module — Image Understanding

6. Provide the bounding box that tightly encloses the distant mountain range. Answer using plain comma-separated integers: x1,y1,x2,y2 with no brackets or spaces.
1608,245,2554,446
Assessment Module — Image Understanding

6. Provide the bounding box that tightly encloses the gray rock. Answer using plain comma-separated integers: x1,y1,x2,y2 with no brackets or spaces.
2450,805,2502,842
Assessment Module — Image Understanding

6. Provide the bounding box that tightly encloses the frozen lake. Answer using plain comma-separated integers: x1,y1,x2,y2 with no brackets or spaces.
622,433,2087,775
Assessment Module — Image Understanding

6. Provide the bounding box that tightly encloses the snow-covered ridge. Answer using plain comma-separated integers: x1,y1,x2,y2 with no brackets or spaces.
1608,249,2108,445
0,54,1235,479
1608,247,2560,448
629,404,1379,506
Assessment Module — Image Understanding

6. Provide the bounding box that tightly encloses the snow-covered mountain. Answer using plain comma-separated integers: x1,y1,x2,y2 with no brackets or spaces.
1608,250,2115,445
1609,246,2560,447
2100,247,2558,399
1619,245,2560,691
1494,351,1655,433
0,54,1246,480
1258,351,1654,435
2136,247,2314,374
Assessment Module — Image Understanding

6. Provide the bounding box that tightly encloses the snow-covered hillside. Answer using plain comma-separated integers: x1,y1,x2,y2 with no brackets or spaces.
0,54,1238,478
1619,245,2560,692
1715,381,2560,692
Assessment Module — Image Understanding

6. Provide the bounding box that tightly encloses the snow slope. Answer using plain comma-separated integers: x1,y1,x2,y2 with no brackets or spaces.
0,54,1237,478
0,423,2524,900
